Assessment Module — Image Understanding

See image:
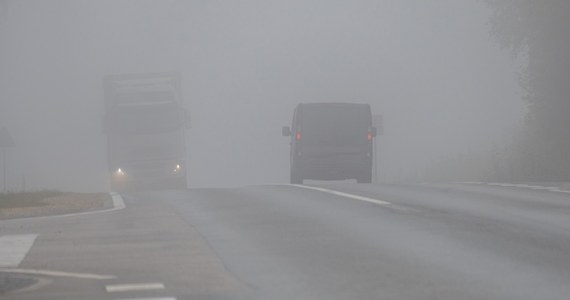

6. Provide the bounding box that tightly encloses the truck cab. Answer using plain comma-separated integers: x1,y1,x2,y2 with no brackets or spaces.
103,73,188,191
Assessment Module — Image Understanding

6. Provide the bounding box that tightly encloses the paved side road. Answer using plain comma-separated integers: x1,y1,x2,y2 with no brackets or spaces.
1,183,570,299
0,192,244,300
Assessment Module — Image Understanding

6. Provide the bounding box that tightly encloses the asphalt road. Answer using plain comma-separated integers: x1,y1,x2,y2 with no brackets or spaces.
2,182,570,299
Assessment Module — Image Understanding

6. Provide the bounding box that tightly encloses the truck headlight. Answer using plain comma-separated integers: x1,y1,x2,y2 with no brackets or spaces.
115,168,125,176
173,164,182,172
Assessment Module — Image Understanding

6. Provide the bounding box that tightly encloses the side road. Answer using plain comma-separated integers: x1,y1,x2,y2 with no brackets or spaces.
0,191,244,300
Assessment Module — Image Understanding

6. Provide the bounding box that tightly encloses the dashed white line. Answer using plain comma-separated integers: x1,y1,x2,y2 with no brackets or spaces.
106,283,166,293
292,185,391,206
0,234,38,267
0,268,116,280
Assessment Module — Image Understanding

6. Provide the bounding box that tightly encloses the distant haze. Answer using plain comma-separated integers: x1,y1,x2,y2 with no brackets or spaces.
0,0,524,191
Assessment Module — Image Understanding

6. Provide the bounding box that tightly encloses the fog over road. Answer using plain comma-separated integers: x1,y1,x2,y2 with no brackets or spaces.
3,183,570,300
1,2,569,299
0,1,525,191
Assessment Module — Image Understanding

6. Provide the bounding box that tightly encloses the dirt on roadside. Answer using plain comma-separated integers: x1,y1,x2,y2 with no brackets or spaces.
0,193,110,220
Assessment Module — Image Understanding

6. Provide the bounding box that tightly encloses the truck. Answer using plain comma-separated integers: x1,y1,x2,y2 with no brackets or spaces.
103,72,189,191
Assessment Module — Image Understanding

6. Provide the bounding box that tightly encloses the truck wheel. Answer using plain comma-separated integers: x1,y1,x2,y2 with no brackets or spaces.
357,172,372,184
171,176,187,189
290,169,303,184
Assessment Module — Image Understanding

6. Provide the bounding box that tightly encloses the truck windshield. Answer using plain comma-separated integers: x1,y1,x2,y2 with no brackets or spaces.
301,105,370,146
109,131,185,162
112,103,182,135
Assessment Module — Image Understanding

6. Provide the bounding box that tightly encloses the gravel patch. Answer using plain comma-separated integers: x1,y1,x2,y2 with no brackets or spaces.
0,193,109,220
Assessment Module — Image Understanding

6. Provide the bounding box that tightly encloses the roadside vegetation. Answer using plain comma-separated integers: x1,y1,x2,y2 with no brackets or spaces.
484,0,570,181
0,190,66,209
0,191,108,220
417,1,570,183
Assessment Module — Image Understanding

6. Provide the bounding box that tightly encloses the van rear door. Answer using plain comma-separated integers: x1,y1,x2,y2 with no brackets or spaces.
300,104,371,147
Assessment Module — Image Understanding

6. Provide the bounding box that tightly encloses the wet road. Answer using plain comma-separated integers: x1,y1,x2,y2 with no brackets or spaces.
2,182,570,299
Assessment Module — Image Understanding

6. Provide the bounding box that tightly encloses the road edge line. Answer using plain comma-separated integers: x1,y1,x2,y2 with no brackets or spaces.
458,182,570,195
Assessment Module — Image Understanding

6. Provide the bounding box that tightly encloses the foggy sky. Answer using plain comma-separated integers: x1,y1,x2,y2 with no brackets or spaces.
0,0,525,191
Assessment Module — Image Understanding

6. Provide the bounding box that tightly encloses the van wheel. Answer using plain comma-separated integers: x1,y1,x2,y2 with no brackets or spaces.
357,172,372,184
290,169,303,184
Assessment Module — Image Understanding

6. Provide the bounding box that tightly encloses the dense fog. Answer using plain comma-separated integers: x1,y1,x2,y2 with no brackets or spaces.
0,1,525,192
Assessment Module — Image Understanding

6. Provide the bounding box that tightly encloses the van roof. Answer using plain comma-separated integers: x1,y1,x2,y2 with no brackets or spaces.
298,102,370,108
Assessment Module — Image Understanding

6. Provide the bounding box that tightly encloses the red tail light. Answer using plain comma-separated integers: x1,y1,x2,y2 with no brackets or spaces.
367,132,373,141
296,132,301,141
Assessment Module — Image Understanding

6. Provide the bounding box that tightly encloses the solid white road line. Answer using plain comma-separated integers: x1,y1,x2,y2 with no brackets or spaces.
458,182,570,194
0,268,116,280
106,283,166,293
115,298,176,300
482,182,570,194
292,185,391,206
0,234,38,267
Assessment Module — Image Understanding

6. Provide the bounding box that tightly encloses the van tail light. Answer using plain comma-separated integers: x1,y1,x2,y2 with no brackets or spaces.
367,132,373,141
296,132,301,141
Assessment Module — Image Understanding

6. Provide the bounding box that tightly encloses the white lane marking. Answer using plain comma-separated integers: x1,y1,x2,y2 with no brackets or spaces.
0,234,38,267
0,193,126,223
114,298,176,300
0,268,116,280
485,182,569,193
292,185,391,206
459,182,570,195
106,283,166,293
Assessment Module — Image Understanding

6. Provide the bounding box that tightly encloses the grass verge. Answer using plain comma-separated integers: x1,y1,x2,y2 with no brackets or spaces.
0,190,66,209
0,191,108,220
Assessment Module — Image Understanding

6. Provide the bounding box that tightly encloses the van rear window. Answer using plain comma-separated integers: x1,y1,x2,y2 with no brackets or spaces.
301,105,370,145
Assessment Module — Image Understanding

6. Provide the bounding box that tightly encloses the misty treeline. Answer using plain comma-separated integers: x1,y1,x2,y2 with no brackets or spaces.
487,0,570,181
423,1,570,182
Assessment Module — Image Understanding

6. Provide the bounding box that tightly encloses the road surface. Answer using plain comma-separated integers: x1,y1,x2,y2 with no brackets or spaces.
2,182,570,299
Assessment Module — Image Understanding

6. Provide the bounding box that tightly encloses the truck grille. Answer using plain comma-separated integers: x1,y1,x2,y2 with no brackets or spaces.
126,161,181,180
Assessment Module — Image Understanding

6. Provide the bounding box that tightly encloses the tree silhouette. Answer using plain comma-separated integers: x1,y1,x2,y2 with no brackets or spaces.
485,0,570,180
